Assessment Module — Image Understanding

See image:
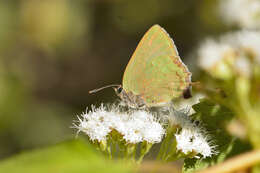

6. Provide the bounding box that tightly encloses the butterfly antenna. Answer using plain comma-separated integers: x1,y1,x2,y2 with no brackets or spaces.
89,84,120,94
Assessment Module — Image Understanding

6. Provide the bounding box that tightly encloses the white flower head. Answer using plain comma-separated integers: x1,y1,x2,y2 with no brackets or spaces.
198,30,260,78
175,127,215,158
219,0,260,29
228,30,260,64
116,110,165,144
73,104,118,142
198,39,233,70
167,108,216,158
73,104,165,144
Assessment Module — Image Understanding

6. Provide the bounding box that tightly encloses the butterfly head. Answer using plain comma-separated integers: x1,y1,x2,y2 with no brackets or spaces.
114,85,123,95
113,85,127,101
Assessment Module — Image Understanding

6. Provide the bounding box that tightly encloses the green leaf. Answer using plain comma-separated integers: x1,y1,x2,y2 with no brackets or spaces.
0,139,134,173
183,99,251,173
192,98,234,127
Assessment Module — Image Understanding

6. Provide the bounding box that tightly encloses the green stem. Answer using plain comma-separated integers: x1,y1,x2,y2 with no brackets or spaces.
111,133,116,158
164,137,178,161
107,139,112,159
157,126,176,161
157,134,168,160
99,140,112,159
126,144,136,161
137,141,153,164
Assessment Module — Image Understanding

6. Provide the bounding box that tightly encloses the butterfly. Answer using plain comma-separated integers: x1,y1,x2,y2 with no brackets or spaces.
90,24,192,108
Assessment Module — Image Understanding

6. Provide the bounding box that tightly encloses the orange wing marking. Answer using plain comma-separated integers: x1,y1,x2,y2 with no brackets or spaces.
148,31,159,46
175,72,184,89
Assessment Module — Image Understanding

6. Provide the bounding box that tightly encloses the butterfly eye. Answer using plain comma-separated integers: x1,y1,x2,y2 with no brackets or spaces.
117,87,123,93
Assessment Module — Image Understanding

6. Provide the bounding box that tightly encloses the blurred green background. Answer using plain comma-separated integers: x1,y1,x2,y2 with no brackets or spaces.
0,0,227,160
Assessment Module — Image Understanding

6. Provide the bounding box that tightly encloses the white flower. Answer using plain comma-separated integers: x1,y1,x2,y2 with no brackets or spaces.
116,110,165,143
198,30,260,78
168,108,215,158
198,40,233,70
175,128,214,158
227,30,260,63
74,105,117,142
142,121,165,143
74,105,165,144
116,112,145,143
219,0,260,29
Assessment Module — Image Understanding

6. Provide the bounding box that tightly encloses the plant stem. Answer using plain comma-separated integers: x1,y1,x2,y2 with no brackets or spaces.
107,139,112,159
137,142,153,164
164,137,178,161
157,126,176,161
126,144,136,161
157,132,168,161
197,149,260,173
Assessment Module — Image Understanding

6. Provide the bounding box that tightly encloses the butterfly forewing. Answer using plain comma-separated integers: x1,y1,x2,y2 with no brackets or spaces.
122,24,191,106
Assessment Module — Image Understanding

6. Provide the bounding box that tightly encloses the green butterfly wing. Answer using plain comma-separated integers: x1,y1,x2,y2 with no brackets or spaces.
122,24,191,106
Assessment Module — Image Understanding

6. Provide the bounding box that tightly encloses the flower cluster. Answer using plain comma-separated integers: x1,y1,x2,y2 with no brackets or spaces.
198,30,260,79
73,103,216,161
219,0,260,29
169,108,215,158
74,104,165,144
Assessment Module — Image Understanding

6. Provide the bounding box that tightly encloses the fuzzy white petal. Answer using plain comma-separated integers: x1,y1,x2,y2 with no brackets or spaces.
74,105,165,144
168,108,215,158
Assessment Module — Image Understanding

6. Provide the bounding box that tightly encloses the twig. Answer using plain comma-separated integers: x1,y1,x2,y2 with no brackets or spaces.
197,149,260,173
